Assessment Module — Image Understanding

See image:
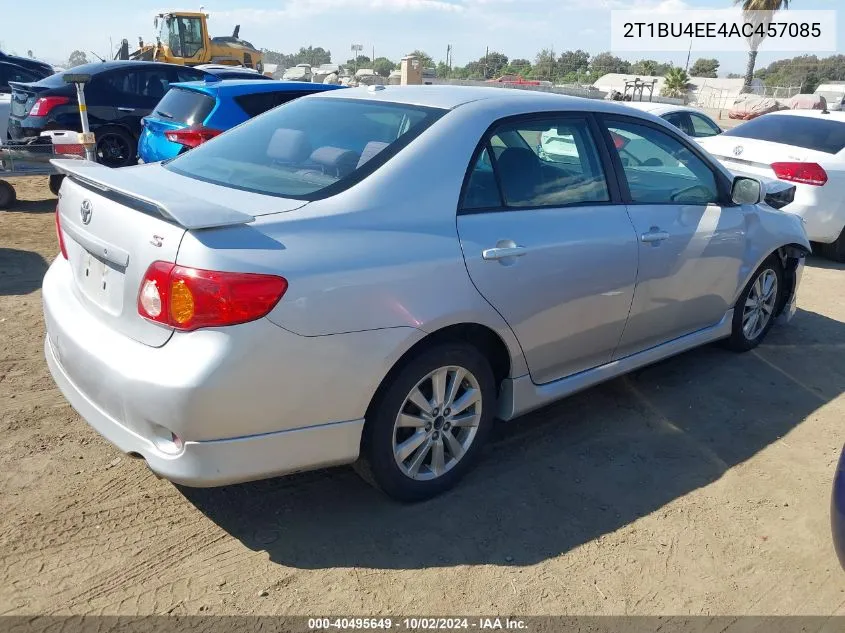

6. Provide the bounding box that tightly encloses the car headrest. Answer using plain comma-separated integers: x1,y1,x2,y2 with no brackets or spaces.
496,147,541,205
267,128,312,163
309,146,359,177
357,141,389,168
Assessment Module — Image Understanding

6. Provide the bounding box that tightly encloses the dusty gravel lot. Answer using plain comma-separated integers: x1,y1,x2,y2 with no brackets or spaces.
1,176,844,616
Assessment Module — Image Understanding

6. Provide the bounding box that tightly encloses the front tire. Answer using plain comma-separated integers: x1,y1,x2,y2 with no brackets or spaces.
0,180,16,209
355,343,496,502
725,256,784,352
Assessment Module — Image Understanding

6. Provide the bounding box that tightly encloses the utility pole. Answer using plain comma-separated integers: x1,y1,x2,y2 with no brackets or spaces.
485,46,489,79
684,38,692,72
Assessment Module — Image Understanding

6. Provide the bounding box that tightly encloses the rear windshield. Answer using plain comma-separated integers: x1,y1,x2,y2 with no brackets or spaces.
165,96,445,199
723,114,845,154
153,87,215,125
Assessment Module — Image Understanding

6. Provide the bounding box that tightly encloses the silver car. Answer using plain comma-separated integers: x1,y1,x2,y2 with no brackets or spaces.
44,86,810,501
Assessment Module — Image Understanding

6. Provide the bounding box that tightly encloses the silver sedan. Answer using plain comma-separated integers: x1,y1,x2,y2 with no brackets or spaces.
44,85,810,501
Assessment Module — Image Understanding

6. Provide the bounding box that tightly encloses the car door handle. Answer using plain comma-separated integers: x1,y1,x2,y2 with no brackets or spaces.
482,245,527,260
116,107,135,112
641,230,670,243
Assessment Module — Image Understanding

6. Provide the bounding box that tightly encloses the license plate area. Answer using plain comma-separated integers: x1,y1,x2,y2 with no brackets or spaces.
74,249,126,315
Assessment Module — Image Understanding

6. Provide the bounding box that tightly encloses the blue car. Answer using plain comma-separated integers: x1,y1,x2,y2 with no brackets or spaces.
137,78,345,163
834,445,845,568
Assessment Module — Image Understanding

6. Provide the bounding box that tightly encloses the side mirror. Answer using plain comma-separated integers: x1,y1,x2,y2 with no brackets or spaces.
731,176,762,205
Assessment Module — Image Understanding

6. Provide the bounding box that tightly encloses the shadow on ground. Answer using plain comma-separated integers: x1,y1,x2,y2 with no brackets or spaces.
805,253,845,272
0,248,49,296
6,198,55,214
181,307,845,570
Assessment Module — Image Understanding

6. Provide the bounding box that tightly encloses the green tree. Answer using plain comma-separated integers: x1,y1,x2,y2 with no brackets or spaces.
407,50,434,69
67,50,88,68
531,48,557,80
558,50,590,75
479,51,509,79
735,0,790,92
690,57,720,77
631,59,659,75
590,52,631,75
661,67,691,98
372,57,396,77
347,55,371,68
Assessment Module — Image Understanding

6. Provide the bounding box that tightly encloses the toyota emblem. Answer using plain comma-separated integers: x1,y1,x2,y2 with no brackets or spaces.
80,199,93,225
733,145,744,156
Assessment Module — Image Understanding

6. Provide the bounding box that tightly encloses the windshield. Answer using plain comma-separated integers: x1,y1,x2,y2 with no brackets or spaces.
723,114,845,154
165,96,445,199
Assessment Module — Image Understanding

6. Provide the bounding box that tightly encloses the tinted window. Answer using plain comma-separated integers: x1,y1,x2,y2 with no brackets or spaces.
462,117,610,210
153,88,215,125
175,67,206,82
663,112,694,136
234,91,308,118
690,113,721,137
166,97,444,199
607,121,718,205
0,64,38,92
724,114,845,154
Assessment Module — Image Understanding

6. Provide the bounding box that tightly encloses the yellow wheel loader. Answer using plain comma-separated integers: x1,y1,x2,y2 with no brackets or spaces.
115,11,264,72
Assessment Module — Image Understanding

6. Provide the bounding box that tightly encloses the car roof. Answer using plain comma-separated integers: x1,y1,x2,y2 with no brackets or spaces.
314,84,671,116
59,60,196,75
618,101,681,115
171,78,344,96
764,108,845,121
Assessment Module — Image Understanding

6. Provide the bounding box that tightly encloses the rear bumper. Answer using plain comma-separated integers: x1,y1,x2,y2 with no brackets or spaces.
833,446,845,569
46,335,364,486
42,257,420,486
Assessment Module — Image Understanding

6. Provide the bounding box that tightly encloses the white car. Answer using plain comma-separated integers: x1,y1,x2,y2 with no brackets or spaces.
698,110,845,261
0,92,9,141
621,102,724,139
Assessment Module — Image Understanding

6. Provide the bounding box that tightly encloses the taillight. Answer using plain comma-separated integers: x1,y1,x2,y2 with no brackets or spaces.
771,161,828,186
138,261,288,331
55,204,68,259
610,131,628,150
30,96,70,117
164,126,223,149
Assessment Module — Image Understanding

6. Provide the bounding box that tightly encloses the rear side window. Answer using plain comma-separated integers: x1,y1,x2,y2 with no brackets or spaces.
234,91,309,118
723,114,845,154
165,96,444,199
461,116,610,210
690,113,721,137
154,88,215,125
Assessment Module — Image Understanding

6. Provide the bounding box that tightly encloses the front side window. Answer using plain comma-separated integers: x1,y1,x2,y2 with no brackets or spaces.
166,97,444,199
663,112,694,136
606,120,718,205
160,16,204,58
461,117,610,210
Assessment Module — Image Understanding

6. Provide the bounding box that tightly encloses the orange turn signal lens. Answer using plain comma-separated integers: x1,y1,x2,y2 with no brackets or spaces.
170,279,195,325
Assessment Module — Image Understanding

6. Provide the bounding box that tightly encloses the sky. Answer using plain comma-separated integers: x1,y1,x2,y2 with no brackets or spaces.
2,0,842,75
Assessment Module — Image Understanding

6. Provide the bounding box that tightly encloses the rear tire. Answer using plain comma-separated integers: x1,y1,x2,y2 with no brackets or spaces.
49,174,64,197
95,126,136,168
355,343,496,502
0,180,16,210
724,255,784,352
820,228,845,263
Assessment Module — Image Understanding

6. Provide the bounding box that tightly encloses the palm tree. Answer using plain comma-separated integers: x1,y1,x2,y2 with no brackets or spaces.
661,67,690,99
735,0,790,93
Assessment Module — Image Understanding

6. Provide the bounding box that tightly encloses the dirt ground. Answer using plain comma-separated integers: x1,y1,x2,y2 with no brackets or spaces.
1,176,844,617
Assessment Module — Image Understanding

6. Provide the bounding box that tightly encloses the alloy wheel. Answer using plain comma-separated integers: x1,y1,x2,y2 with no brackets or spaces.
96,134,131,168
392,365,482,481
742,268,778,341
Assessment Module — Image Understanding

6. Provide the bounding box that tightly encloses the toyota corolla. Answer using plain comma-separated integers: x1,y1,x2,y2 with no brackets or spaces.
44,86,809,501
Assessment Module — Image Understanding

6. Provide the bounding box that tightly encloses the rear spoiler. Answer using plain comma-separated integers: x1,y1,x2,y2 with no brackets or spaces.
50,159,255,230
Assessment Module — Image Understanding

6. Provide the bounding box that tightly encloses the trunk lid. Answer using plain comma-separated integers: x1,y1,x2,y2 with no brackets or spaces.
8,81,62,119
51,159,306,347
699,134,831,178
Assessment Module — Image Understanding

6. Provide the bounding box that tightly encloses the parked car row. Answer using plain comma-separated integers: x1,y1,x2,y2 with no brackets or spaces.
5,59,344,170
